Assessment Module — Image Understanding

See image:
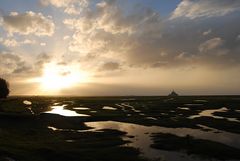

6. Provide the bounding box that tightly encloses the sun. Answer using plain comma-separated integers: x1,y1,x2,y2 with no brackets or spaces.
38,63,88,91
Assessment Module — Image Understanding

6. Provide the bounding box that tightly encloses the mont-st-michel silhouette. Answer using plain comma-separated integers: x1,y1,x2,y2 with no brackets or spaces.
168,90,179,97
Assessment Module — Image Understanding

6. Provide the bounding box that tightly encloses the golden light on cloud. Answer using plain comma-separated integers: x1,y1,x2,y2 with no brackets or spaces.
31,62,89,92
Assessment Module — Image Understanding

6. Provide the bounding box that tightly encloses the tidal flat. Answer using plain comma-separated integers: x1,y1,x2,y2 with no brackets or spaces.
0,96,240,161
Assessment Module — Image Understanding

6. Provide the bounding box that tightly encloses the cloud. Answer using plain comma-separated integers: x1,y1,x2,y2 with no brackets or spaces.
99,62,120,71
199,37,224,53
64,0,163,57
63,35,70,40
22,39,36,45
171,0,240,19
40,0,89,15
40,42,46,46
1,11,55,36
64,0,161,34
62,0,240,69
203,29,212,36
94,0,134,34
0,50,54,78
0,38,18,47
0,38,36,47
40,0,74,7
35,52,51,68
0,51,31,75
237,35,240,40
13,65,32,74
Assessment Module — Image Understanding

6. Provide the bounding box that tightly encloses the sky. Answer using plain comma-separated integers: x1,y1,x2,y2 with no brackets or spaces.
0,0,240,96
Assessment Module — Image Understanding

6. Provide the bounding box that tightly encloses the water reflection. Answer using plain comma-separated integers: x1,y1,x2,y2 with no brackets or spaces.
23,100,32,105
48,126,58,131
45,105,90,117
66,140,75,143
194,100,208,103
177,107,190,110
73,107,90,110
185,104,203,106
86,121,240,161
102,106,117,110
116,103,141,113
145,117,157,120
189,107,240,122
23,100,34,114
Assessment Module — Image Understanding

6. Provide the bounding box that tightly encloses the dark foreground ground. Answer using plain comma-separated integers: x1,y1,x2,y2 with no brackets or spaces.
0,96,240,161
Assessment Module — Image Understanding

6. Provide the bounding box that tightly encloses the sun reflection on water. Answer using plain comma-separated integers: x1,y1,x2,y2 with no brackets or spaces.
45,105,90,117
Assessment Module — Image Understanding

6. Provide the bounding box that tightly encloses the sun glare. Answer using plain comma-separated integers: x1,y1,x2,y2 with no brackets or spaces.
37,63,88,91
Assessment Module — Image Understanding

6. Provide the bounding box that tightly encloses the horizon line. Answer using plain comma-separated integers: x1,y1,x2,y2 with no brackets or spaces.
8,94,240,97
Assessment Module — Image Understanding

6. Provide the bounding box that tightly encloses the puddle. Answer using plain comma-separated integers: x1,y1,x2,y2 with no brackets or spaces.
194,100,208,103
73,107,90,110
23,100,32,105
117,103,141,113
185,104,203,106
116,104,127,112
48,126,58,131
48,126,79,132
45,105,90,117
189,107,240,122
85,121,240,160
23,100,34,114
121,98,136,101
102,106,117,110
177,107,190,110
145,117,157,120
47,126,96,133
63,101,74,104
161,113,168,115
